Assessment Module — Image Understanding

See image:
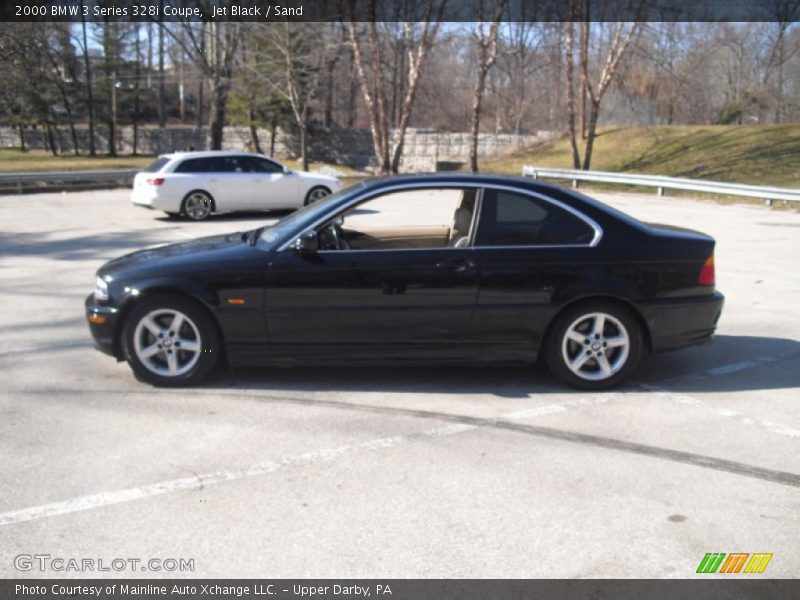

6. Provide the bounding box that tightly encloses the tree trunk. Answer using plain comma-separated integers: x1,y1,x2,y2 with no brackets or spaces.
133,26,141,155
564,22,581,169
270,118,277,156
45,123,57,156
54,81,79,155
469,66,489,173
248,101,262,154
158,19,166,128
207,77,229,150
299,124,309,171
582,100,600,171
579,18,589,139
80,4,95,156
18,125,26,152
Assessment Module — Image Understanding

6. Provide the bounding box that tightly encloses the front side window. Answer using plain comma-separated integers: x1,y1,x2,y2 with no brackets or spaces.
215,156,251,173
245,156,283,173
318,187,478,251
475,189,595,246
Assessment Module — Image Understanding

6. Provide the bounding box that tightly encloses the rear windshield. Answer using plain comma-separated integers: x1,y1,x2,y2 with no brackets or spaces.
143,158,170,173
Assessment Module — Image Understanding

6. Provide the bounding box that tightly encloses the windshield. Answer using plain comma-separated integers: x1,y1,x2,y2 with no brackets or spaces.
256,182,366,249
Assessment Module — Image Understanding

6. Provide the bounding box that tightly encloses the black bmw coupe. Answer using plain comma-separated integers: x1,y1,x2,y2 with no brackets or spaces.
86,174,723,389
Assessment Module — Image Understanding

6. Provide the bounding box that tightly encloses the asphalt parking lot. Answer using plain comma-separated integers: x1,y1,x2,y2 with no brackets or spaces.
0,187,798,578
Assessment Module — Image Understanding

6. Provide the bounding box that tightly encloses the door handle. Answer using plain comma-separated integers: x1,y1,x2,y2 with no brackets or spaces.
436,258,476,273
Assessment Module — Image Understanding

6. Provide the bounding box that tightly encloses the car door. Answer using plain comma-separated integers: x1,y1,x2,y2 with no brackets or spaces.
245,156,301,210
262,187,481,356
207,156,253,211
466,186,600,349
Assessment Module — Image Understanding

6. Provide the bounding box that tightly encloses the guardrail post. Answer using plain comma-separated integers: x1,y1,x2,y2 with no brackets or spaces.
765,198,773,207
657,186,664,197
16,181,23,194
572,179,578,188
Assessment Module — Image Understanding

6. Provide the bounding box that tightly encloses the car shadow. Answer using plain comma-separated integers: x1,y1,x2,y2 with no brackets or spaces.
153,209,295,223
199,334,800,396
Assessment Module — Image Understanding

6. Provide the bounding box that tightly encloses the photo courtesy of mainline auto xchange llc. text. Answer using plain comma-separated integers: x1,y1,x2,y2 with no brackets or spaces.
0,0,799,595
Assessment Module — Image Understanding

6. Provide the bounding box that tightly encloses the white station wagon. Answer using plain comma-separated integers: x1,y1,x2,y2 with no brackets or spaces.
131,151,341,220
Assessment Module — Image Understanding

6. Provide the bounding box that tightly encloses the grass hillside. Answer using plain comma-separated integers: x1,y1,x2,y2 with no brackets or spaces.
481,125,800,189
0,149,153,172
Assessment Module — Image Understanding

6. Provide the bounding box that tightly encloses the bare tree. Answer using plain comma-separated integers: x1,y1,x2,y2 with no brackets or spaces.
762,2,800,122
346,0,446,173
164,14,240,149
468,0,507,172
79,0,96,156
270,22,331,171
565,2,643,169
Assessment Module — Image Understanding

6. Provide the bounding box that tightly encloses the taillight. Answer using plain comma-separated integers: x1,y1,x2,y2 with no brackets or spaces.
146,177,165,186
699,255,715,285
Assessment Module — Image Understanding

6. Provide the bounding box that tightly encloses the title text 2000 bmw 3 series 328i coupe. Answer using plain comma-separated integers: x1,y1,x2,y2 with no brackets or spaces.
86,174,724,390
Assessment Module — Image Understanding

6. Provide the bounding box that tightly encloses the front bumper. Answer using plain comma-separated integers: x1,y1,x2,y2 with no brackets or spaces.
85,295,121,358
637,291,724,353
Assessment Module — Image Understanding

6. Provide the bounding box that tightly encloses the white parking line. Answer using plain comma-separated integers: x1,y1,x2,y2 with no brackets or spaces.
638,383,800,439
0,394,619,528
634,349,800,439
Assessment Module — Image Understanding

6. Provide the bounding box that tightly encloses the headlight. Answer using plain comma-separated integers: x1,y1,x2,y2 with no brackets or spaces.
94,276,109,301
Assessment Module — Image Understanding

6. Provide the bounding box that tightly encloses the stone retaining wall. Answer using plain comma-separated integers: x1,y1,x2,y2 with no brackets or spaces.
0,125,554,172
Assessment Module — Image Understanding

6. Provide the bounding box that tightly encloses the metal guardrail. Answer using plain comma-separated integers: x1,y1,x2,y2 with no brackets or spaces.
522,166,800,205
0,169,139,194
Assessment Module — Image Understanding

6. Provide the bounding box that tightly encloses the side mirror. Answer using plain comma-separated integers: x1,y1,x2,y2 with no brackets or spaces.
289,229,318,255
283,166,293,175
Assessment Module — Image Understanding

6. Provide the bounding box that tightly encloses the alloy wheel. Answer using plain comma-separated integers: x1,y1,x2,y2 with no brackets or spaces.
132,309,202,377
561,312,630,381
184,193,212,220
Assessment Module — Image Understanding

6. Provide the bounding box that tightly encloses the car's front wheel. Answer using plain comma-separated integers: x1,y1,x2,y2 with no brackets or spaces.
122,295,221,387
181,191,214,220
545,301,643,390
304,186,331,206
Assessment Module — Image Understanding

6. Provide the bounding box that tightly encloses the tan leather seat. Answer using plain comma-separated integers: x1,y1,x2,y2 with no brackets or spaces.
448,206,473,247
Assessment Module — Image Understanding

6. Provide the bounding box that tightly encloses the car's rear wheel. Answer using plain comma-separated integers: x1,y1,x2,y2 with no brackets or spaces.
181,191,214,220
545,301,642,390
122,295,221,387
304,186,331,206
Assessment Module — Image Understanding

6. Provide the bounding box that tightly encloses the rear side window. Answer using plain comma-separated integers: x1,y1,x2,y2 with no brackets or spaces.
143,158,169,173
476,189,595,246
175,157,221,173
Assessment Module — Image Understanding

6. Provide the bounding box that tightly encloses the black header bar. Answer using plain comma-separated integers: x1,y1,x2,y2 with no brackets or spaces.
1,0,797,23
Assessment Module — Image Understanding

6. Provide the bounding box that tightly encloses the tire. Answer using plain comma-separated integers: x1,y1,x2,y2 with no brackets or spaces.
304,186,331,206
181,191,214,220
122,294,222,387
545,300,643,390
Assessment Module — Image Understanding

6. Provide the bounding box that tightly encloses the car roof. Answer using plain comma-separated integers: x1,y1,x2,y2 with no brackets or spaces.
359,172,567,195
352,172,648,233
158,151,277,160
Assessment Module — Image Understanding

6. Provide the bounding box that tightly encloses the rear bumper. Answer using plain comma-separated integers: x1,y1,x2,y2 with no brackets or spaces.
85,295,121,358
131,187,179,212
636,291,724,353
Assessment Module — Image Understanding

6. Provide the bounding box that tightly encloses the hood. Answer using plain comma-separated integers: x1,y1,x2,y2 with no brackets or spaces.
295,170,340,186
98,231,252,280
